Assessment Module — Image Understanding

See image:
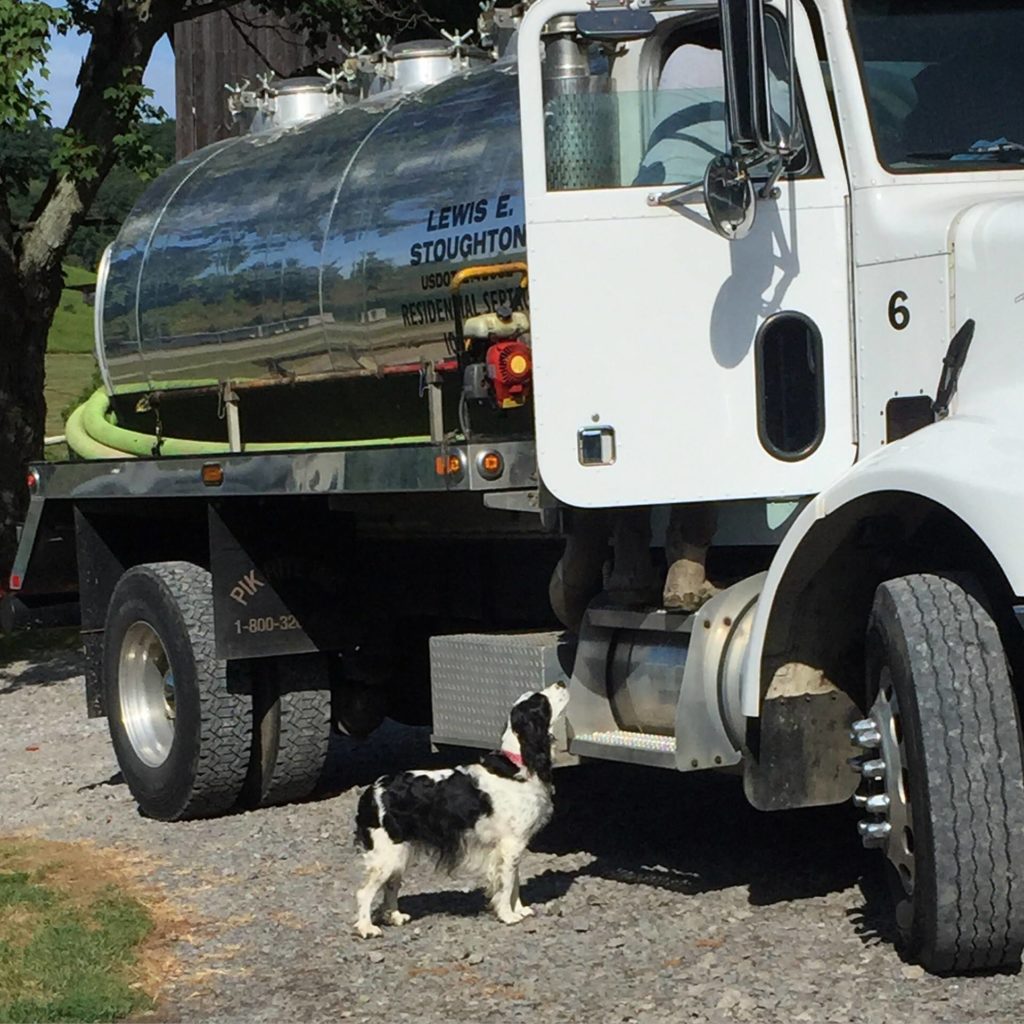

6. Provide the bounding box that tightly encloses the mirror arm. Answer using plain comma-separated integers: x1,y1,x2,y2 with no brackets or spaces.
758,156,786,200
646,180,706,208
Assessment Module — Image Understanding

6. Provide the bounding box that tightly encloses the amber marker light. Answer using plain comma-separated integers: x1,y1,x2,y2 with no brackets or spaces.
201,463,224,486
434,453,465,479
476,450,504,481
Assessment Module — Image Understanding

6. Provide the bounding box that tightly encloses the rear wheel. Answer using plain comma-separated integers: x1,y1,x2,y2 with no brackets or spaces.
242,654,332,808
103,562,252,820
852,574,1024,972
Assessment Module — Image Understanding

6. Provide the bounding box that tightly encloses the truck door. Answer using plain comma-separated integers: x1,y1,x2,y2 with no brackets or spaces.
518,0,854,508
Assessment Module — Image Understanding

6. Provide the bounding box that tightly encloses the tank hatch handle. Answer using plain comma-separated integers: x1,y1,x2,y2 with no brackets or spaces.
933,318,975,420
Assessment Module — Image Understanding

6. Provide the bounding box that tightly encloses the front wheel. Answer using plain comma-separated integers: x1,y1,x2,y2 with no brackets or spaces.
852,574,1024,972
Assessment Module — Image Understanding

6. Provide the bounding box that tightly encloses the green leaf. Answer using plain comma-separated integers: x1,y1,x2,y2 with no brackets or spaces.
0,1,71,131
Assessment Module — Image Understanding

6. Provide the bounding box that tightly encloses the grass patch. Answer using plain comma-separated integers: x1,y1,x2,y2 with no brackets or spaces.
48,291,95,356
45,353,99,441
49,266,98,356
62,266,97,290
0,839,156,1023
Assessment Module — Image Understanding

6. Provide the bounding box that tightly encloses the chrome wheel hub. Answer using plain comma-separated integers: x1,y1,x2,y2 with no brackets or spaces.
119,621,176,768
850,670,915,914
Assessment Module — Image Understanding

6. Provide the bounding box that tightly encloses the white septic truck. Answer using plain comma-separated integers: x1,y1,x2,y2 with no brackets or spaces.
6,0,1024,973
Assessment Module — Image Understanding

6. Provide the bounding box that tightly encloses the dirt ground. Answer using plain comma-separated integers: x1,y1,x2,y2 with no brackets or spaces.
2,639,1023,1024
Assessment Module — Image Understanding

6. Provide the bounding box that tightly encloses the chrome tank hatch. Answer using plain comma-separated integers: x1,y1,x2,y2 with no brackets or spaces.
247,76,347,133
376,37,493,93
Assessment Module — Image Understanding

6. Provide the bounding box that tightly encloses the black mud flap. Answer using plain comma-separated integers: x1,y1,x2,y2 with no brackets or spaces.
209,503,352,660
744,690,861,811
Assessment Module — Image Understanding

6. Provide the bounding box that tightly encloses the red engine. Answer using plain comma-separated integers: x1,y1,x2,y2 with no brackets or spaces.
486,340,533,409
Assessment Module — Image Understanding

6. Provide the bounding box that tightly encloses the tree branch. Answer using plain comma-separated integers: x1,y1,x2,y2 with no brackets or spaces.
226,7,288,77
175,0,247,22
18,0,173,285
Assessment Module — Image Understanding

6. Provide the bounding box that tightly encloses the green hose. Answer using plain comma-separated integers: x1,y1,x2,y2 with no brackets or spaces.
68,388,432,459
65,399,126,459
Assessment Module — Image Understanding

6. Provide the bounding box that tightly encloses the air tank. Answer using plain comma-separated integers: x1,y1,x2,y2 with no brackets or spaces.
97,45,530,397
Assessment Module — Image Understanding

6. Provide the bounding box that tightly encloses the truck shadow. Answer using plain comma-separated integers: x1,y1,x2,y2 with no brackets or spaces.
0,651,84,695
534,761,866,907
535,762,919,962
321,721,445,792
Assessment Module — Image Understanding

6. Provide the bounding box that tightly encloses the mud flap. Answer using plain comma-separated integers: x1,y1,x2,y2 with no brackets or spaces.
744,690,861,811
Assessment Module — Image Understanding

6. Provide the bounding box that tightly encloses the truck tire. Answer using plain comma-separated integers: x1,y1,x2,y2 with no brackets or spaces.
103,562,252,821
242,654,332,808
852,574,1024,972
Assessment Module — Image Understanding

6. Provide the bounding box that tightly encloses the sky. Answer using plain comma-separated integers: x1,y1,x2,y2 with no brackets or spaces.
41,23,176,127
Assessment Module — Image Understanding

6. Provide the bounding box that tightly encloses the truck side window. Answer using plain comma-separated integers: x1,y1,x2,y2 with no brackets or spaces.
635,27,728,187
543,14,810,192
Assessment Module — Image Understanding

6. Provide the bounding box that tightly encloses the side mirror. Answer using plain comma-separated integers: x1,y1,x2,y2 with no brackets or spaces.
720,0,771,156
575,9,657,42
646,155,755,240
704,154,756,240
719,0,799,161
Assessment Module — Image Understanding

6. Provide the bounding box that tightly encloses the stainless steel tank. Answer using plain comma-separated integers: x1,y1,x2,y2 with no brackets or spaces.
98,58,528,394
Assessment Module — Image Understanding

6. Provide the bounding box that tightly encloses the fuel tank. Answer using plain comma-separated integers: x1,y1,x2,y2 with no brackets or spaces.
97,57,527,395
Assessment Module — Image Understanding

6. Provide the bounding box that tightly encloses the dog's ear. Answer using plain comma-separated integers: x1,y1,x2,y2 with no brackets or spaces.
509,693,554,783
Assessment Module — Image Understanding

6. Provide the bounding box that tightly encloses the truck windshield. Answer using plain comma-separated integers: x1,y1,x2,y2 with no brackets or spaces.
848,0,1024,172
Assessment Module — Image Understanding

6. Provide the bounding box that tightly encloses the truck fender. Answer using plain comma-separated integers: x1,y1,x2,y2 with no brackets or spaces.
740,415,1024,717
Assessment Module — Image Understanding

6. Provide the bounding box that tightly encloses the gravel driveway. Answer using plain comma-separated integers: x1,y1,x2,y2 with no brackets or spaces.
2,640,1022,1024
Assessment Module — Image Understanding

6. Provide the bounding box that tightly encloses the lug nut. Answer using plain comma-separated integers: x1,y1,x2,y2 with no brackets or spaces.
850,718,882,747
858,819,892,847
860,757,886,779
849,756,886,778
854,792,891,813
864,793,891,814
850,727,882,748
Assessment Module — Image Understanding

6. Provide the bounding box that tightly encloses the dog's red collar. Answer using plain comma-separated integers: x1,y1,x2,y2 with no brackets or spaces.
501,750,525,768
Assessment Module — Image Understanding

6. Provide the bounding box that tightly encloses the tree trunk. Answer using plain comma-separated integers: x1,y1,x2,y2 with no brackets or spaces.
0,0,179,579
0,269,58,578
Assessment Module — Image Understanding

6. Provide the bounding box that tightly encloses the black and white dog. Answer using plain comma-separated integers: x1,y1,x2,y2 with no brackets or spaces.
354,681,569,938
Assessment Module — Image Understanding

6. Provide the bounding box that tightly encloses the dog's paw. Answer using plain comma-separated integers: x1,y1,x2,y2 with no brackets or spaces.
516,905,535,918
355,920,383,939
386,911,411,927
496,909,527,925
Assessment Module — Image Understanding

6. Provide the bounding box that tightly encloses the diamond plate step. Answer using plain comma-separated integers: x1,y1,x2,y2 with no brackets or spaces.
570,730,677,768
